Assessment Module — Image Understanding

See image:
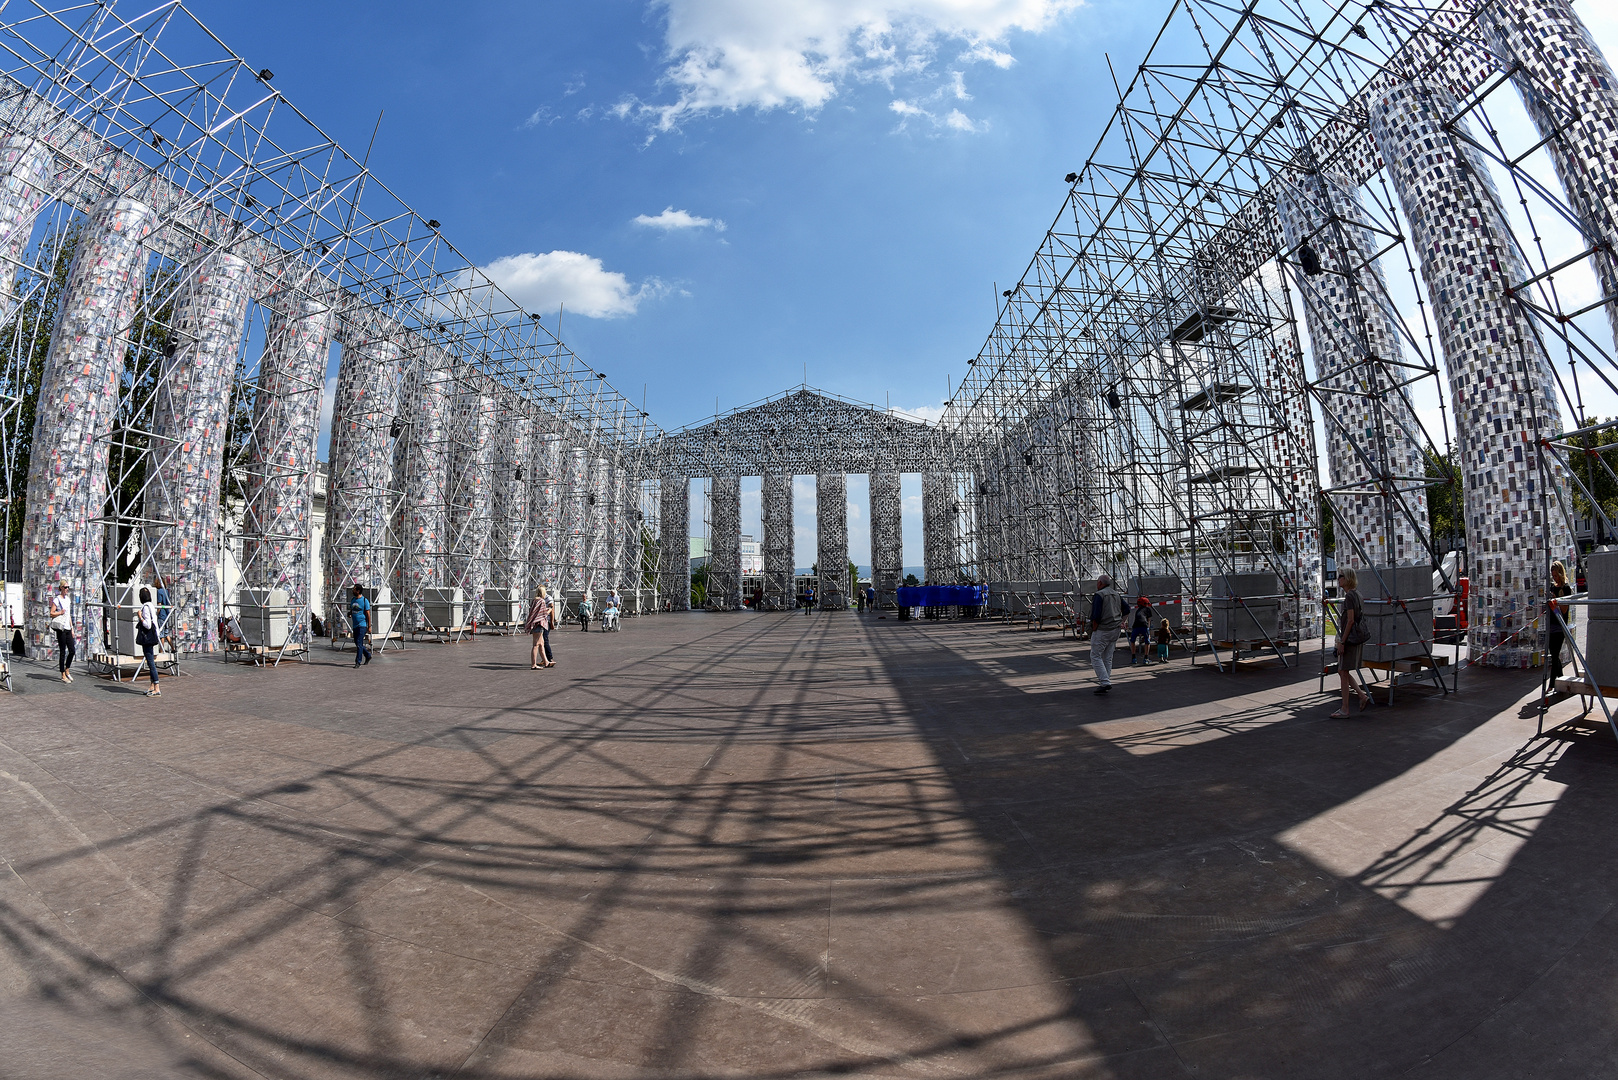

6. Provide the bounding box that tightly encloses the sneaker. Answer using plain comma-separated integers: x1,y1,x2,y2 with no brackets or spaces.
1094,685,1111,695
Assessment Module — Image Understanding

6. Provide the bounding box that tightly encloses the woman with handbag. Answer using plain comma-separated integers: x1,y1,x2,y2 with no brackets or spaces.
526,584,554,669
136,586,161,696
48,581,74,682
1332,567,1372,718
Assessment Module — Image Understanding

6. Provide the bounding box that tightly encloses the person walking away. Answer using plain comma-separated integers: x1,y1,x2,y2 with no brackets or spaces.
135,586,161,695
578,591,594,631
865,584,875,613
526,585,554,668
1547,560,1573,690
1154,618,1173,663
349,583,372,667
154,576,171,645
1089,575,1124,694
1332,568,1372,718
48,581,75,683
1128,597,1152,665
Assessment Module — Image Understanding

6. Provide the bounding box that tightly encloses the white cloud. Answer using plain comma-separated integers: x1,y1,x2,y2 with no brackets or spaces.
891,403,944,424
480,251,659,319
888,97,985,134
949,70,971,99
634,206,727,232
630,0,1081,130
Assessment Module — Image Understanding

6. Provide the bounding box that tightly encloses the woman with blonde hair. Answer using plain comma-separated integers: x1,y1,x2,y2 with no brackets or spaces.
1332,566,1372,718
526,583,554,669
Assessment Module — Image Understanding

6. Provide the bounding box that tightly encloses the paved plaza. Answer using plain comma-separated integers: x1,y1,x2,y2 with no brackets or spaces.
2,613,1617,1079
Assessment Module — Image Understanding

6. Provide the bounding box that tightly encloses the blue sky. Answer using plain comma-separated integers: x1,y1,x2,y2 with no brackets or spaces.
195,0,1144,428
201,0,1618,569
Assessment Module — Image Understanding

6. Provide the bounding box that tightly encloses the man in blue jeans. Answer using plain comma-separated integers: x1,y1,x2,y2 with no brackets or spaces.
349,583,372,666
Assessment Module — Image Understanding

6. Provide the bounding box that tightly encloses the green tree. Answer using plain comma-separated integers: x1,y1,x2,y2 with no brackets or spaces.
904,572,919,586
1564,418,1618,539
690,563,708,608
1426,450,1463,553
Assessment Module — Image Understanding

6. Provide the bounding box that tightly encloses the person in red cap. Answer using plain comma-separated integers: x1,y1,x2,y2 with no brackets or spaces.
1127,596,1153,666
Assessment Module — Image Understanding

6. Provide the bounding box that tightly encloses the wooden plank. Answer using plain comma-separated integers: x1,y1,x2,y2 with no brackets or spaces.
1556,677,1618,698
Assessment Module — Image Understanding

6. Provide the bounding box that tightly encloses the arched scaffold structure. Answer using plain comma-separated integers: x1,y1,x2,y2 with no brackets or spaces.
0,1,660,665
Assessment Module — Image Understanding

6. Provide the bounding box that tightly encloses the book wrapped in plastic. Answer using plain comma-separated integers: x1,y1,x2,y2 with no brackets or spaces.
448,389,495,623
661,475,690,611
527,430,564,595
1370,81,1573,665
816,472,847,609
149,250,253,652
21,196,154,657
393,348,451,630
240,289,333,642
0,135,52,324
324,322,403,626
491,402,532,592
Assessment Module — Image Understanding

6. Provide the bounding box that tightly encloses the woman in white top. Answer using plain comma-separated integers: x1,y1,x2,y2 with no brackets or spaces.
137,586,161,696
48,582,74,682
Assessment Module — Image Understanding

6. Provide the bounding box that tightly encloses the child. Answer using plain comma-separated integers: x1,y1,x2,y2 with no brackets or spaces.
1154,619,1172,663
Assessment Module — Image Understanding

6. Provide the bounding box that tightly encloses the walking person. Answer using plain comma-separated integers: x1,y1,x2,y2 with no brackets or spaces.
1547,559,1573,688
135,586,161,696
865,584,875,613
526,585,554,669
48,581,75,683
1331,567,1372,718
578,591,594,631
1089,575,1124,694
1127,596,1152,665
349,583,372,667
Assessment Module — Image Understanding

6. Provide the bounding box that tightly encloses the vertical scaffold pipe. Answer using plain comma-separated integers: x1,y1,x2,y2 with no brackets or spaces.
325,324,403,627
816,472,847,609
1276,170,1429,569
528,430,563,595
148,250,253,652
393,348,450,631
762,471,793,611
21,196,154,657
240,290,332,635
563,446,590,596
922,471,954,585
492,403,533,595
1370,81,1573,667
870,471,902,607
1478,0,1618,349
449,389,495,624
0,136,53,324
660,475,690,611
710,475,741,610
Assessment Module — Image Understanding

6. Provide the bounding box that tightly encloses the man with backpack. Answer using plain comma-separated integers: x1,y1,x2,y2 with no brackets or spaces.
1089,574,1125,695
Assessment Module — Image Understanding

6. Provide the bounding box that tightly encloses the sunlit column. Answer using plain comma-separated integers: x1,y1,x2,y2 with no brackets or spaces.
21,196,154,656
240,289,333,638
1370,81,1572,666
148,250,253,652
324,323,403,625
393,347,451,630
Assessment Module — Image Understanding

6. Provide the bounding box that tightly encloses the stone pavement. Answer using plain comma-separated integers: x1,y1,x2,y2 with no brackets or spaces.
1,612,1616,1079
